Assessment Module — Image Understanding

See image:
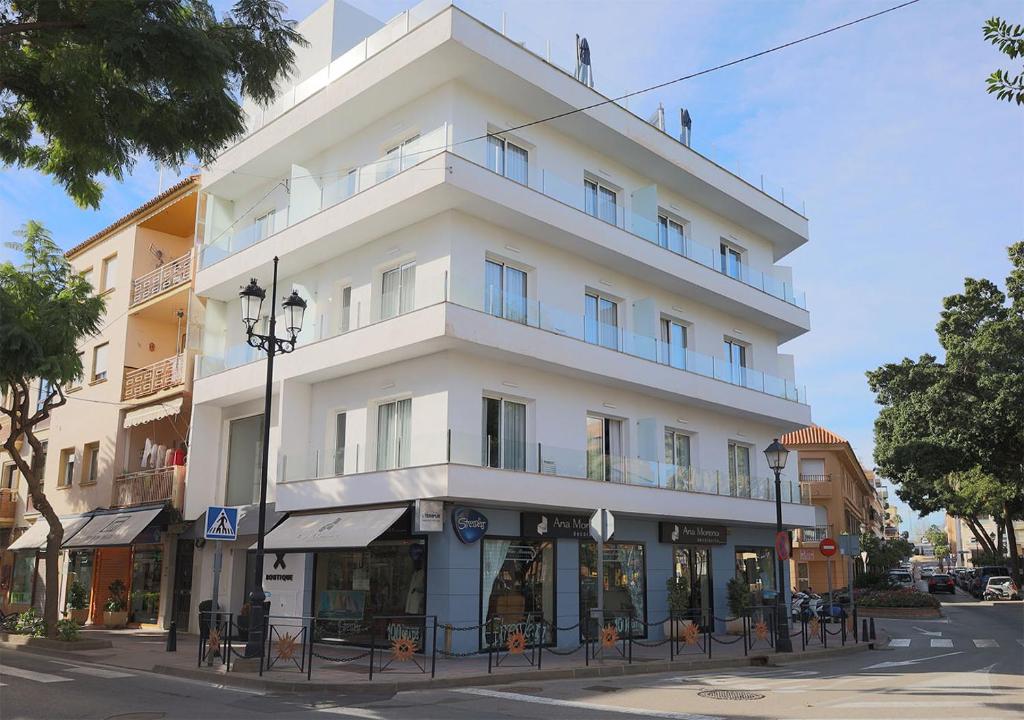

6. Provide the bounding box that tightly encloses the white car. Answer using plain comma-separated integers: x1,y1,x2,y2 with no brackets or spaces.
888,571,915,589
982,576,1020,601
920,567,935,578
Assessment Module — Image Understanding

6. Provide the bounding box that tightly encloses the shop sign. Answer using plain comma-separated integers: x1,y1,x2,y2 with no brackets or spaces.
658,522,727,545
452,507,488,544
521,512,591,539
414,500,444,533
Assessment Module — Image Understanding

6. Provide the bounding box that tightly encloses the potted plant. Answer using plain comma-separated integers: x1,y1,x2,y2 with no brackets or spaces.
102,579,128,628
663,575,691,639
725,577,752,634
66,580,90,625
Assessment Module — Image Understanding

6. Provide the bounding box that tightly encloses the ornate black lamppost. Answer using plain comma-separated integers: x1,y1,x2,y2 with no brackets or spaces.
763,438,793,653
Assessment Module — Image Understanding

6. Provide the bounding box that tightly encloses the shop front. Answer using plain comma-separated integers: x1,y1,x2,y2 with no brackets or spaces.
5,513,93,613
734,545,777,606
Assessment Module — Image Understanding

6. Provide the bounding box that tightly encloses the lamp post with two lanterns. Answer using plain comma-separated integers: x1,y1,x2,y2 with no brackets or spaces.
237,256,307,659
763,438,793,653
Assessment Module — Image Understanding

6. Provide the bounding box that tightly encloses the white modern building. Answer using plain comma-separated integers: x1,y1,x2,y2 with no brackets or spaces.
184,0,816,652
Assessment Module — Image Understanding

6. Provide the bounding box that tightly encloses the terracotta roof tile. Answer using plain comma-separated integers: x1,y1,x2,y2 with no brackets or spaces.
780,424,848,447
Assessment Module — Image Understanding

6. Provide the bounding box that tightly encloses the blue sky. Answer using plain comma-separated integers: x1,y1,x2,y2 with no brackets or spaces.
2,0,1021,536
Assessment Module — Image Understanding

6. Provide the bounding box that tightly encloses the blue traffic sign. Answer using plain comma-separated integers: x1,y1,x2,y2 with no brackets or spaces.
205,506,239,541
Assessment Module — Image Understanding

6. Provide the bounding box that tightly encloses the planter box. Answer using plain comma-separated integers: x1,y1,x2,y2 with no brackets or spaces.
725,617,745,635
103,610,129,628
856,606,942,619
663,618,698,640
68,609,89,625
0,632,113,651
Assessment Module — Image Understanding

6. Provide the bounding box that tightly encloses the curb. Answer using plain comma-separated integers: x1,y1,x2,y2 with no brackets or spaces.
0,635,113,652
150,641,874,694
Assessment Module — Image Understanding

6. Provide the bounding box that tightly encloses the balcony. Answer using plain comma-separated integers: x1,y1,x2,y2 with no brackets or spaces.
0,488,17,526
796,524,832,545
122,354,185,401
130,251,193,307
111,466,184,509
800,473,832,499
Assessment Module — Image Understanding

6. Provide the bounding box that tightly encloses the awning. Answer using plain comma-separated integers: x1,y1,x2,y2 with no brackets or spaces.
63,506,163,548
123,397,183,429
7,514,93,551
181,502,286,540
259,507,406,552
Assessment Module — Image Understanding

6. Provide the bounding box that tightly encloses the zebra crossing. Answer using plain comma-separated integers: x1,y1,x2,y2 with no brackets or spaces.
0,660,135,685
886,638,1005,648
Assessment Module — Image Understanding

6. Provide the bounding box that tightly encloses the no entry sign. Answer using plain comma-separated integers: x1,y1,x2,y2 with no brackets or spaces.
775,530,791,561
819,537,838,557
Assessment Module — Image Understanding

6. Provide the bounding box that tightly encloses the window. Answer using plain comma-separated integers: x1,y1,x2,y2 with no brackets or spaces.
482,397,527,471
381,134,421,181
129,548,162,624
376,398,411,470
482,539,554,649
324,168,359,206
339,286,352,334
584,292,619,350
225,415,264,506
36,441,47,485
36,379,51,412
584,178,618,225
797,562,810,592
720,243,742,279
58,448,76,488
723,338,747,385
254,211,275,242
81,267,94,290
799,458,826,482
2,464,16,489
735,546,776,605
333,412,347,476
63,550,94,613
663,429,691,490
82,442,100,485
486,136,529,184
657,214,686,254
727,441,752,497
9,551,35,605
660,318,687,369
381,262,415,320
587,415,623,483
580,542,646,638
71,352,85,390
100,254,118,292
92,343,109,382
484,260,527,324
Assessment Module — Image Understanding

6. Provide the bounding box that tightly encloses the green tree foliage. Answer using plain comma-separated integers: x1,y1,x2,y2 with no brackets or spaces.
860,532,914,574
0,222,104,637
923,524,950,558
984,17,1024,105
867,242,1024,581
0,0,304,207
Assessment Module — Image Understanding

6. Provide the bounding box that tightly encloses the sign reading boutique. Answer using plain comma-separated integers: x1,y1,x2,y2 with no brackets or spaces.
658,522,727,545
520,512,591,539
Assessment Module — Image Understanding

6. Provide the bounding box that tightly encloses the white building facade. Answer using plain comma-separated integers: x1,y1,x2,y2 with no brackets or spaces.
184,0,816,651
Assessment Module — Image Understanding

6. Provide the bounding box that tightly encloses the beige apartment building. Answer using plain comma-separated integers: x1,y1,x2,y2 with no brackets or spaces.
1,178,201,628
782,425,883,591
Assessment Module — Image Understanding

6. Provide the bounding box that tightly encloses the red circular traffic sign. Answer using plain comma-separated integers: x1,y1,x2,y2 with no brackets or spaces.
775,531,791,561
819,537,838,557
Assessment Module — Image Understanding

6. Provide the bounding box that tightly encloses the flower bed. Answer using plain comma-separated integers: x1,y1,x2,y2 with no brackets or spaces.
857,589,940,608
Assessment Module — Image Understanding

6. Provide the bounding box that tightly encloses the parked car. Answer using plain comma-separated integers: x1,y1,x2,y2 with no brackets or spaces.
921,566,935,578
982,576,1020,601
971,566,1011,597
888,571,915,589
927,573,956,594
958,568,976,590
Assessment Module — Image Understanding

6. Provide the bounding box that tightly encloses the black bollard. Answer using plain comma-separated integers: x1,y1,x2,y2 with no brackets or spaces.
869,617,876,641
862,618,869,644
166,620,177,652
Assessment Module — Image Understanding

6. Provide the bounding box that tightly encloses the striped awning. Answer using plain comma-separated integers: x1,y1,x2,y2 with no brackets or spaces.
123,397,183,428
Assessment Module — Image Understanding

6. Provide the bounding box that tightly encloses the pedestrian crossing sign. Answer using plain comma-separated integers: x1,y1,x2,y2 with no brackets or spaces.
204,506,239,541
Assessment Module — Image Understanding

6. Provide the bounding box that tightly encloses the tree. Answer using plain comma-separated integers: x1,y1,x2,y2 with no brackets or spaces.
923,524,950,558
1,0,304,207
860,532,914,573
867,242,1024,582
0,222,104,637
984,17,1024,105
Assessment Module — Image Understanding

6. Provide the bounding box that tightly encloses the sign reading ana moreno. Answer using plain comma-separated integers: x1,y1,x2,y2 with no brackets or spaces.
658,522,727,545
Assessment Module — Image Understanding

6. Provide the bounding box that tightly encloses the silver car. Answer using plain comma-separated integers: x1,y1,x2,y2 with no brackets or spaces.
888,571,915,589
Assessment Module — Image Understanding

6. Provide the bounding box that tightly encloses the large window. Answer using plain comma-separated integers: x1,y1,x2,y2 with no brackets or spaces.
723,339,747,385
486,136,529,184
100,254,118,292
481,538,554,648
660,318,687,369
82,442,100,485
579,542,646,637
58,447,75,488
482,397,526,471
587,415,623,483
484,260,527,324
672,546,712,618
129,548,163,624
381,262,415,320
735,547,776,606
9,551,35,605
63,550,94,613
663,429,691,490
225,415,263,506
727,441,752,497
376,398,411,470
339,285,352,334
36,379,51,411
314,539,426,645
380,134,421,181
253,211,275,242
720,243,742,279
584,178,618,225
333,412,347,476
658,214,686,254
584,292,619,350
2,463,16,490
92,343,109,382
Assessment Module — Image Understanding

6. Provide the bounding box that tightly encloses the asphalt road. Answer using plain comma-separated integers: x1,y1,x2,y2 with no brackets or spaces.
2,589,1021,720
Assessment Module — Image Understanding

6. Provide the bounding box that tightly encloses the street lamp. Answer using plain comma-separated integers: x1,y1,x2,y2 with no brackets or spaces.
763,438,793,653
239,256,306,659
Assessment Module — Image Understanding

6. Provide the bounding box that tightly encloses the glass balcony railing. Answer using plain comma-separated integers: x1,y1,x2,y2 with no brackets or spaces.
280,429,808,505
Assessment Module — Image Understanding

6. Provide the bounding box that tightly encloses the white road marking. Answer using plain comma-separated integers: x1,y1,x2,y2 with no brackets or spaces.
913,626,942,636
830,701,991,708
930,638,953,647
455,687,723,720
63,665,136,679
864,650,963,669
973,639,998,648
0,665,72,683
315,708,384,718
888,638,911,647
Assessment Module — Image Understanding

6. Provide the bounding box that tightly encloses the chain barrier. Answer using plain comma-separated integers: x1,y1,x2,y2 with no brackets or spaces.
311,648,371,663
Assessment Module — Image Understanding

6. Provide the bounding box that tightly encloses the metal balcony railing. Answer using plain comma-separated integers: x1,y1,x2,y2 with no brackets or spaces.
111,467,180,509
798,525,832,543
130,251,192,307
122,354,184,401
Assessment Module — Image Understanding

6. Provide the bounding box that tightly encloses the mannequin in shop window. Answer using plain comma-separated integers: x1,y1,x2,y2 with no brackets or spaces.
405,557,425,615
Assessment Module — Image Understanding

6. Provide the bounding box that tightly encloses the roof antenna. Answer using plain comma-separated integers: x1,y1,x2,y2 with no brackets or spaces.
680,108,692,147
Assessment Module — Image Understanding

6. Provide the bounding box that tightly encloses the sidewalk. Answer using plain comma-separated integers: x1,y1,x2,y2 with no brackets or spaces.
0,622,879,693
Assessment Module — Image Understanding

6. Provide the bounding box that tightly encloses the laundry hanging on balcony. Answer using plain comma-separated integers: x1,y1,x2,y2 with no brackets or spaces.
123,397,183,429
